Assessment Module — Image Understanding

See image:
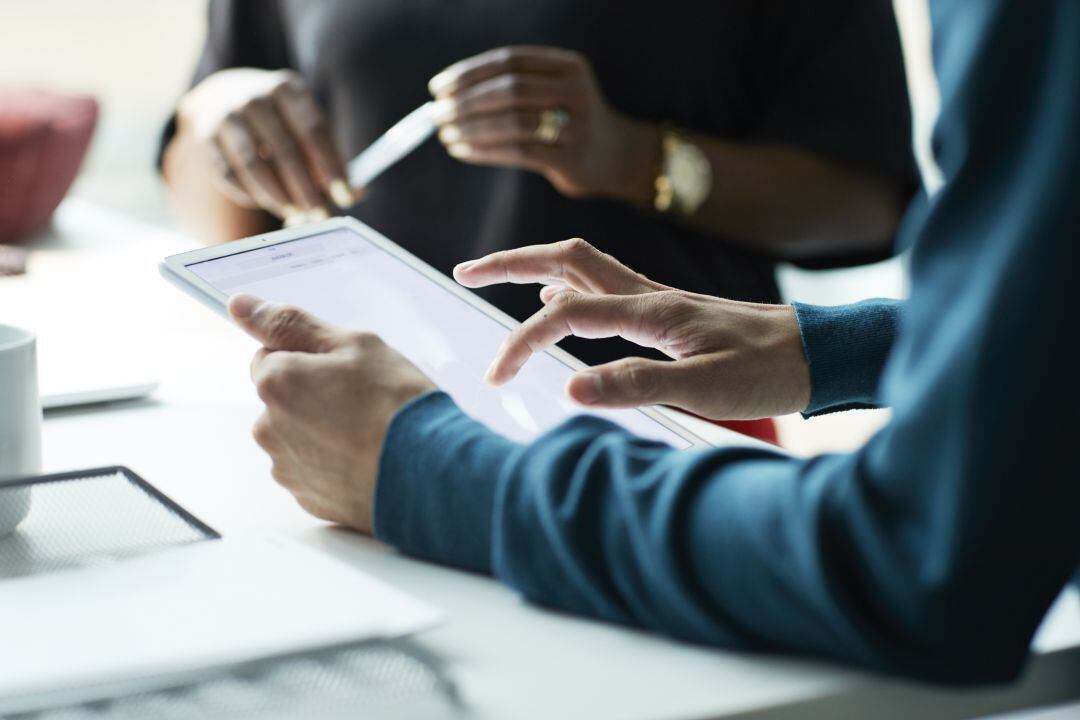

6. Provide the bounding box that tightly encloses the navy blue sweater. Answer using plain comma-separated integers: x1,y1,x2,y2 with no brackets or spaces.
374,0,1080,684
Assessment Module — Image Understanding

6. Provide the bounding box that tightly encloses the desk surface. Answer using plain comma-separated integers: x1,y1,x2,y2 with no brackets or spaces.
3,200,1079,720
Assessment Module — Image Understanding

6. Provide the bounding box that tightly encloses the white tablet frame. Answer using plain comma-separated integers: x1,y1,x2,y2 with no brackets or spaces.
160,216,709,449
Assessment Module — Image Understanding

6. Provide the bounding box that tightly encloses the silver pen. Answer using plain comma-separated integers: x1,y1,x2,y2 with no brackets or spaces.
284,102,438,227
346,101,438,189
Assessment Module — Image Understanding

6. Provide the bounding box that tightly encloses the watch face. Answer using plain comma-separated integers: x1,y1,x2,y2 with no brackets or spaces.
668,141,712,214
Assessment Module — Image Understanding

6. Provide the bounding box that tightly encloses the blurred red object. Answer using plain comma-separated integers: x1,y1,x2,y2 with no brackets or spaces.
0,88,97,245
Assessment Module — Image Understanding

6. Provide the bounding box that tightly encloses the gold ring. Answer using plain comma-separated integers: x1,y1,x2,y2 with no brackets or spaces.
534,108,570,144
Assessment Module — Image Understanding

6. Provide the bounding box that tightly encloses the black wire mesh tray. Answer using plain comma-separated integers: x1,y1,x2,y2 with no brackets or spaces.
0,466,219,580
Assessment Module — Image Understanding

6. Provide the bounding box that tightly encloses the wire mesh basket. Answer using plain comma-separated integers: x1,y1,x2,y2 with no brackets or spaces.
0,466,218,580
6,640,461,720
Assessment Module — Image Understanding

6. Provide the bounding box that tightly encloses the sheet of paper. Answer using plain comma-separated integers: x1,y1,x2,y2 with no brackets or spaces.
0,534,442,714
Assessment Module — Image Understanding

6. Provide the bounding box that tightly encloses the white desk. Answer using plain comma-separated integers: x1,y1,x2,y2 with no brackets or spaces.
3,200,1079,720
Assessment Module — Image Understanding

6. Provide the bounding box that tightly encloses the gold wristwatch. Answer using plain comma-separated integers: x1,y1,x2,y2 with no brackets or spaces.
653,127,712,216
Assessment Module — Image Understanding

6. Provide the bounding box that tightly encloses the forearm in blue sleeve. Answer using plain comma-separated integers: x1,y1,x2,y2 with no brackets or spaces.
375,0,1080,685
792,299,904,416
375,391,521,574
490,0,1080,683
376,388,1056,682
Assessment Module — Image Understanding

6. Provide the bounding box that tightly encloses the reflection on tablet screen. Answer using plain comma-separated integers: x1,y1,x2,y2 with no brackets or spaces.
187,228,692,449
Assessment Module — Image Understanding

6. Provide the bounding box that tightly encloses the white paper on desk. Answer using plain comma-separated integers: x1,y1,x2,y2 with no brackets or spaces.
0,534,442,714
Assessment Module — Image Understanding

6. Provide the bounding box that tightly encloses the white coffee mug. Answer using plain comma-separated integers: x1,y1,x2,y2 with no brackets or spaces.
0,323,41,537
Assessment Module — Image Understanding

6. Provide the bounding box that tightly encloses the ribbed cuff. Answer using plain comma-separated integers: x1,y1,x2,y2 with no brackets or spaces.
792,300,903,417
374,391,520,574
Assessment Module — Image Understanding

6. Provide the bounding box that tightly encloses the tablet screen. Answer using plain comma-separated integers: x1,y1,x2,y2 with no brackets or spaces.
187,227,692,448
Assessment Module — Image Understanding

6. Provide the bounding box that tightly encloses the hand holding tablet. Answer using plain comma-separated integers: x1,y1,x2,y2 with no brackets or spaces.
225,294,436,532
161,217,703,449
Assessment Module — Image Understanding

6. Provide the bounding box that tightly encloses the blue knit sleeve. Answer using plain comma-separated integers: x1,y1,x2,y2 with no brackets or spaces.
374,391,521,574
792,299,904,417
371,0,1080,686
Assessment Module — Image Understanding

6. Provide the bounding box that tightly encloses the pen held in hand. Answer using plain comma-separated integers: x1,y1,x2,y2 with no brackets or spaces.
282,102,437,228
346,102,438,190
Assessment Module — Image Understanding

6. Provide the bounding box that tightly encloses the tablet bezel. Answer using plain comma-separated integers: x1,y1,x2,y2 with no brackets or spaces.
161,217,709,449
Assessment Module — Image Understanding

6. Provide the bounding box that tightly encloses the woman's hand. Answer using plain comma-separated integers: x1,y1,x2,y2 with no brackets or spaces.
454,239,812,420
175,68,358,223
429,46,658,204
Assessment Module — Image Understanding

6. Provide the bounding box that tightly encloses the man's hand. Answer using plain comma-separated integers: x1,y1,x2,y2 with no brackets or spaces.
228,294,436,533
454,239,811,420
429,46,659,205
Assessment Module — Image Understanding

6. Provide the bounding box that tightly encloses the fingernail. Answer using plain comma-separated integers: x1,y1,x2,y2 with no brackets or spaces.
448,142,473,159
329,178,355,209
228,293,262,319
484,361,498,384
454,259,477,274
428,70,458,97
431,98,458,124
439,124,463,145
573,372,603,405
283,205,305,227
306,207,330,222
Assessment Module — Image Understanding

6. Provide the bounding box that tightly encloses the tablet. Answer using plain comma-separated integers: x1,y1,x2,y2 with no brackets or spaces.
161,218,705,449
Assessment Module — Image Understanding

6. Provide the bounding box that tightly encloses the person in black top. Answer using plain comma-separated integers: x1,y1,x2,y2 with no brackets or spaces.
161,0,915,368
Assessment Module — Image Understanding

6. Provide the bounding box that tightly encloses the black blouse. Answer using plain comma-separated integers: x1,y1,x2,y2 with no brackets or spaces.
174,0,914,365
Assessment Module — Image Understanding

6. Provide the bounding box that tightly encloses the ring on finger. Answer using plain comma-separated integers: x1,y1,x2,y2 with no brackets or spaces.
534,108,570,144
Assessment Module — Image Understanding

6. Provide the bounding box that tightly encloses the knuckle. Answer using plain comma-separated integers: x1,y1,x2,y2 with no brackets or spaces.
275,359,303,387
501,74,523,97
560,237,597,264
494,46,515,67
268,307,304,341
255,372,282,403
651,289,687,314
269,464,296,489
273,69,304,92
547,289,578,312
240,96,268,115
450,96,473,118
295,494,328,520
269,80,294,103
252,414,275,447
222,109,245,127
484,249,507,266
643,291,691,343
349,330,381,351
621,360,659,397
563,237,593,254
256,358,299,403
